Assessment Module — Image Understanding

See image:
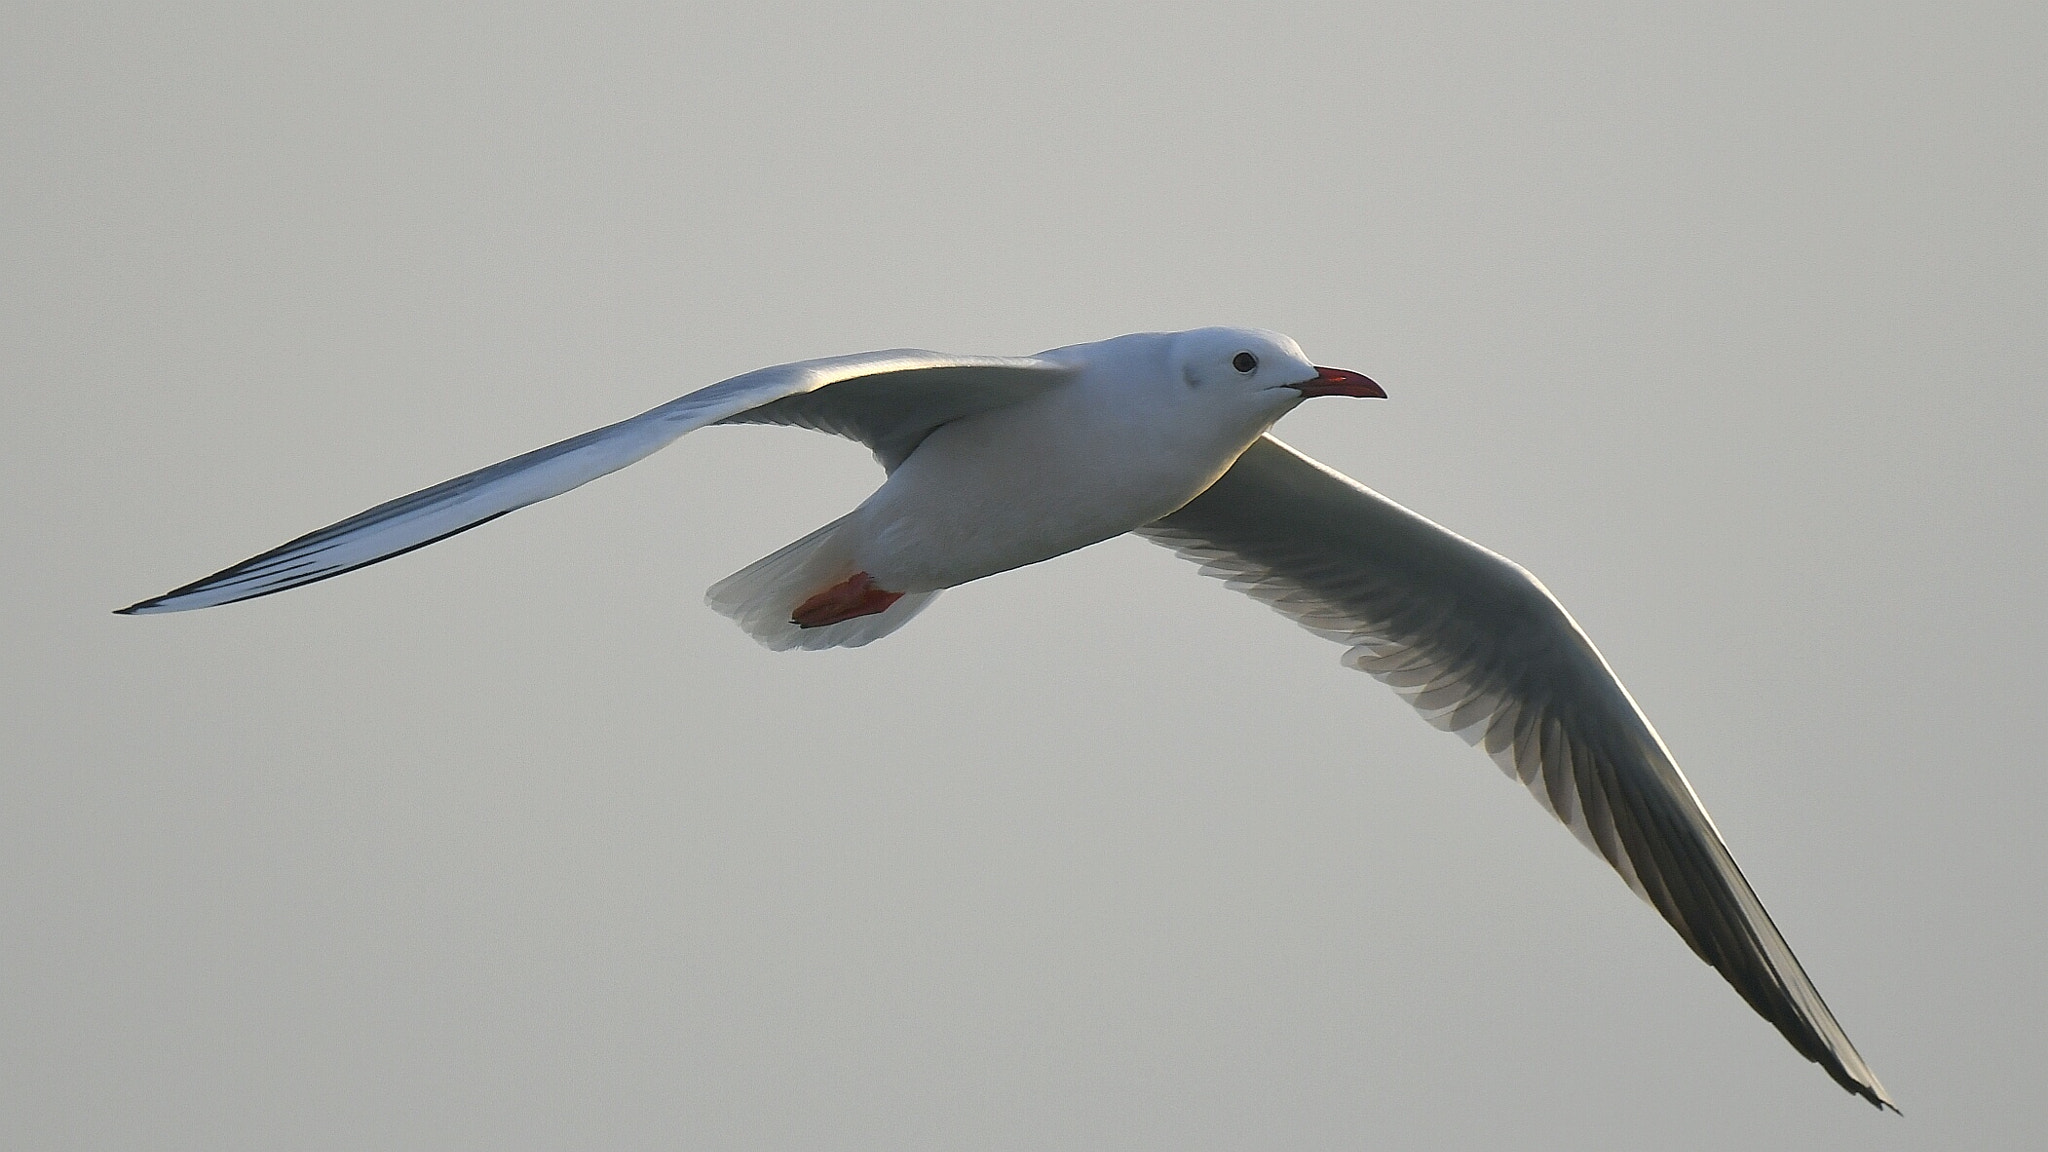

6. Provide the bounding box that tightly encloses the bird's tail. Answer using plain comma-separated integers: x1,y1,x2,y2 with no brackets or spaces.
705,516,939,650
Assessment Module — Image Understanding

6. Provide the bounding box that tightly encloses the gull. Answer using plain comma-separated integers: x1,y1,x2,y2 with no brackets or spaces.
118,326,1893,1108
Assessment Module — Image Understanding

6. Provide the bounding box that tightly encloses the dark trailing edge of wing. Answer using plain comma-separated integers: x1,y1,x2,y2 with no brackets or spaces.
115,510,514,615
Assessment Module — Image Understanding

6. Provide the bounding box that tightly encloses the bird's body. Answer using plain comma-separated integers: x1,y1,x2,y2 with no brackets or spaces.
846,331,1299,595
118,326,1894,1110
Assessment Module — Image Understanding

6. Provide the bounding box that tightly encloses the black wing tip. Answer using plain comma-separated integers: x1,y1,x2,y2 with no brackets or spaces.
1824,1061,1896,1112
116,591,191,614
1853,1077,1900,1114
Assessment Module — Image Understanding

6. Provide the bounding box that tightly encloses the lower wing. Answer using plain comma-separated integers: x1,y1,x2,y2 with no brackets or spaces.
1141,435,1892,1108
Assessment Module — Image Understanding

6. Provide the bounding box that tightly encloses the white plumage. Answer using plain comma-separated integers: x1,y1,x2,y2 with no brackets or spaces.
119,326,1891,1109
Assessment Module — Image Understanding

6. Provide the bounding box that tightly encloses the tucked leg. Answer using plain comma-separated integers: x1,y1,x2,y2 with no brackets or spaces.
791,572,905,628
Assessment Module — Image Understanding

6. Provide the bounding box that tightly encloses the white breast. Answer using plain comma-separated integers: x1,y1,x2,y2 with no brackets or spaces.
846,370,1274,594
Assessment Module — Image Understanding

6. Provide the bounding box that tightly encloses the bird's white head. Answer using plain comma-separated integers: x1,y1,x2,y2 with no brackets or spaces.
1042,326,1384,455
1167,326,1384,414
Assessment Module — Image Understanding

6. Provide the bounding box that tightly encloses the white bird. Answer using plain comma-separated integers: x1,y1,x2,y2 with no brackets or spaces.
119,326,1893,1108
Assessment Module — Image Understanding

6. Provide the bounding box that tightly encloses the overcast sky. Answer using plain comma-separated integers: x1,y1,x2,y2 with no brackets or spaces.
5,3,2044,1148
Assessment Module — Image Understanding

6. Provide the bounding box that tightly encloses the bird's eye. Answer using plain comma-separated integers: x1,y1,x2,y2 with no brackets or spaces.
1232,352,1258,374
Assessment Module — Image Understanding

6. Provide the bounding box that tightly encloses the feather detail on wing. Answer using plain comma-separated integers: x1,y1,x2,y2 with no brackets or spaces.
1141,434,1893,1110
118,351,1071,614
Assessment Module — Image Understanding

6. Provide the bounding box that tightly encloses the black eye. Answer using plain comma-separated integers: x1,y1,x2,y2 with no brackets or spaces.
1232,352,1258,374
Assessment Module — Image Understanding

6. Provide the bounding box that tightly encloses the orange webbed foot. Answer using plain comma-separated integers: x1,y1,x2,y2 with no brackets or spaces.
791,572,905,628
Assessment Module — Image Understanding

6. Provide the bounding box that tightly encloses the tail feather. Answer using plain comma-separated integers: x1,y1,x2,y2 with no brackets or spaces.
705,517,938,650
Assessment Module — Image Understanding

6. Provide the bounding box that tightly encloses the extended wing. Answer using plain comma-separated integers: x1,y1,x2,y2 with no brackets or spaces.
119,350,1072,614
1141,435,1892,1109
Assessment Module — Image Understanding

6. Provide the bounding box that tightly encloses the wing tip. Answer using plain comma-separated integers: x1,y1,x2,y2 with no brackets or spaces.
1846,1071,1899,1113
115,591,204,615
1812,1048,1895,1112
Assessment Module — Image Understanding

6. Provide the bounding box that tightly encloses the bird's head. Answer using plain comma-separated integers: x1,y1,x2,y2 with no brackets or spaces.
1168,327,1384,422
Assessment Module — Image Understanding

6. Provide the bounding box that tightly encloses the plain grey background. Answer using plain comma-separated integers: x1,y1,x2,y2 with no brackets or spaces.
5,3,2043,1148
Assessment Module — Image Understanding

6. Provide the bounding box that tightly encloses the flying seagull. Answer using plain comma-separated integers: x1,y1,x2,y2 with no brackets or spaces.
118,326,1893,1108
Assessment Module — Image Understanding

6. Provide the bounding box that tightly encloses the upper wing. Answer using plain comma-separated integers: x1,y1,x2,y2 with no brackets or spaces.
1140,435,1893,1109
119,350,1072,614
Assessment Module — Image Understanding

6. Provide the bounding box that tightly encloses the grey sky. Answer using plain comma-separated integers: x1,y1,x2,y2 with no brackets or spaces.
5,3,2044,1148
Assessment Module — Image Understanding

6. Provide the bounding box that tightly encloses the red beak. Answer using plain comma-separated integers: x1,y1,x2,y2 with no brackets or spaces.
1293,366,1386,399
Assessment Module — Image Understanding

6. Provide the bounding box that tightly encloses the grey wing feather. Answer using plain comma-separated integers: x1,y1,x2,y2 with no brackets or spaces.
119,350,1071,614
1141,435,1893,1109
715,361,1069,471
